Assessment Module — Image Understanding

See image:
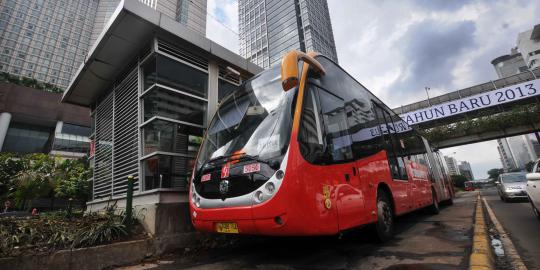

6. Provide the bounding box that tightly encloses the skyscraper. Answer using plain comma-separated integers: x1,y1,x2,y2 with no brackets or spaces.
0,0,99,89
491,27,540,171
92,0,207,52
458,161,474,181
238,0,338,69
444,156,460,176
517,23,540,69
490,47,528,78
0,0,207,90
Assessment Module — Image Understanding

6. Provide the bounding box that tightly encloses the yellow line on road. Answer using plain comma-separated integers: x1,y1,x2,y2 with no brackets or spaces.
469,193,494,270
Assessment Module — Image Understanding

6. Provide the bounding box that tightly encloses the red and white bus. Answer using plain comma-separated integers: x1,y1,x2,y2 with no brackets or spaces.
189,51,454,241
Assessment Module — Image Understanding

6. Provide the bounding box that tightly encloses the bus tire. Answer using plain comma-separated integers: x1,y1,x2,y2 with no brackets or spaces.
428,191,440,215
375,191,394,242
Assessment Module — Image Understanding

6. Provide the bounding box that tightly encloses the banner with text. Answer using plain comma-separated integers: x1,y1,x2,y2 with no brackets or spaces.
399,78,540,125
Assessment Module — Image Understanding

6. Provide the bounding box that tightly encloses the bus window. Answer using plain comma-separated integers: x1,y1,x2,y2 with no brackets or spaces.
310,56,383,160
317,86,353,163
299,85,325,163
373,103,407,180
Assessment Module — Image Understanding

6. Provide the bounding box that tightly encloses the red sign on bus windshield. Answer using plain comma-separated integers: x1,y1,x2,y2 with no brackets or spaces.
201,173,211,182
221,163,230,179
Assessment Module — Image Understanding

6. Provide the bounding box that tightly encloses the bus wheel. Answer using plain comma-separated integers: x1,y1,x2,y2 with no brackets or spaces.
375,192,394,242
428,192,440,215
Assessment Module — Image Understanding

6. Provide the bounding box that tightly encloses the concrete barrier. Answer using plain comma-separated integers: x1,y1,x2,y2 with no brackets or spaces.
0,239,153,270
469,194,494,270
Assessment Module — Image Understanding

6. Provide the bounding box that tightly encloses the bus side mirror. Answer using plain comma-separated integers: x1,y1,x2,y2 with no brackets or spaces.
281,50,326,91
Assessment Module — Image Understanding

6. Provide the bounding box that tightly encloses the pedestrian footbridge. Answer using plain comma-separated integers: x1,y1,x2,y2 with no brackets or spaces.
393,67,540,149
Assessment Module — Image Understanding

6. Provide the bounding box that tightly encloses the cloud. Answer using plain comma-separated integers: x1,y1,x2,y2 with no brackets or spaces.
414,0,472,11
206,0,239,53
388,20,476,104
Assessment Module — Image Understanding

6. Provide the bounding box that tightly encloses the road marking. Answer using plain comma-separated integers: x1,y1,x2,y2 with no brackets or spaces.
482,197,528,270
470,193,495,270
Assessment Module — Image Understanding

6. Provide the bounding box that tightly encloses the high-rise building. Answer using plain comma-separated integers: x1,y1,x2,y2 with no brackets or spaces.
458,161,474,181
490,47,528,78
492,27,540,171
517,23,540,69
0,0,207,90
0,0,99,89
497,135,539,171
92,0,207,46
238,0,338,69
497,138,517,171
444,156,460,176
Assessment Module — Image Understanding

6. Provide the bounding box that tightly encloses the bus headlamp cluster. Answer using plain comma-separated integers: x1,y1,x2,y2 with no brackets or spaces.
191,185,201,208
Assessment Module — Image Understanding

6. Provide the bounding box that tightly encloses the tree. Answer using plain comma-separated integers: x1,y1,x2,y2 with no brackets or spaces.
487,168,505,180
11,154,57,210
451,174,469,188
0,153,26,200
54,159,91,206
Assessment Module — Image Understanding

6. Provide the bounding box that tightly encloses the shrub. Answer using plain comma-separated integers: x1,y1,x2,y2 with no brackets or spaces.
0,205,136,257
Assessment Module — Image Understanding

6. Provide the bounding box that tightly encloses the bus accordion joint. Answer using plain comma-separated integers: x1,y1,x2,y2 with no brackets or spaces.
280,50,326,91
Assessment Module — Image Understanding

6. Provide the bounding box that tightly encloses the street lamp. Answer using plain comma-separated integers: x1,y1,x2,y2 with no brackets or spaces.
425,86,431,106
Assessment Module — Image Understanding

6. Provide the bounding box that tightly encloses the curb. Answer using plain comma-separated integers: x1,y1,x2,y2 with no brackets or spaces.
469,193,495,270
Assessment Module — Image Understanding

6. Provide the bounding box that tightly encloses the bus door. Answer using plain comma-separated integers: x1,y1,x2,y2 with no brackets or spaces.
373,103,412,214
314,84,364,230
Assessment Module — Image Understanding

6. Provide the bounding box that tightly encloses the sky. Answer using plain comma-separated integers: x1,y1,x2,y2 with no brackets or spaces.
205,0,540,179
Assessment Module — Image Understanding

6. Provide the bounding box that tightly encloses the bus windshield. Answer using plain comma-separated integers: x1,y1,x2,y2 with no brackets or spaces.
196,65,295,171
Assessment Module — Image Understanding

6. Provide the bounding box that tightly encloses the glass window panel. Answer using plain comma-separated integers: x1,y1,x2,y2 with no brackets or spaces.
156,55,208,97
61,123,91,136
218,79,239,101
143,120,175,155
143,155,194,191
143,86,206,125
143,119,203,156
3,123,52,154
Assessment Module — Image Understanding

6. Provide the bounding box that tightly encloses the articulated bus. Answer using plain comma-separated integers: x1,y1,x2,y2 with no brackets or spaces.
189,51,454,241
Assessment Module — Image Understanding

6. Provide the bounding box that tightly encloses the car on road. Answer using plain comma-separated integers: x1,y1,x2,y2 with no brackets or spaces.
526,159,540,220
496,172,528,202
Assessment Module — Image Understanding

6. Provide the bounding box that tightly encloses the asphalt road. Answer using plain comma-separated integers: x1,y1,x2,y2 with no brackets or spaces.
119,192,477,270
481,187,540,269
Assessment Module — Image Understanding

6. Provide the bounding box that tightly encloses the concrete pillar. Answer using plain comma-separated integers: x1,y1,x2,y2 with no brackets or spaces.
0,112,12,151
55,121,63,134
207,60,219,127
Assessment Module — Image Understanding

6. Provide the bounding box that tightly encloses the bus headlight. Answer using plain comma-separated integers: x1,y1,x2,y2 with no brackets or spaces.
265,182,275,194
254,191,264,203
195,197,201,208
275,170,284,180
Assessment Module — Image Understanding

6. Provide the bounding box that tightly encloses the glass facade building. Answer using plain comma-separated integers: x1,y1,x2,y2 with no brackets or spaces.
0,0,98,88
0,0,207,91
239,0,338,68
